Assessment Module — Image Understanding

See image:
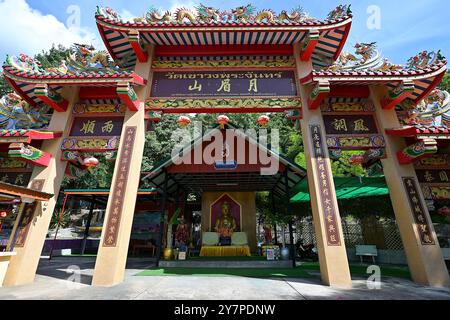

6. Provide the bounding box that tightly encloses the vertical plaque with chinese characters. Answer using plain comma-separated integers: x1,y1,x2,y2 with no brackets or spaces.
103,126,137,247
402,177,435,245
15,179,45,247
310,124,341,246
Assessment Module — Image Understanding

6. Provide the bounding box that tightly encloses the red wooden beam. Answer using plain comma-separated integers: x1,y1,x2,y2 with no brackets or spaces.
129,30,148,63
79,86,119,100
414,71,445,104
308,80,330,110
34,84,68,112
381,81,415,110
8,143,52,167
299,72,314,85
396,139,437,165
329,85,370,98
300,30,319,62
117,82,140,111
155,44,294,57
334,21,352,60
4,77,37,107
385,126,418,137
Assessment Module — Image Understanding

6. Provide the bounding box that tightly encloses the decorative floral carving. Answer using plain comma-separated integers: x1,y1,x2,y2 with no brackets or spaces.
146,98,302,109
152,57,295,69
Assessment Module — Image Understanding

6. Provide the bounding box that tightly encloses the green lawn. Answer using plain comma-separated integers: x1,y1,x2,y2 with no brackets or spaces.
136,262,412,280
136,267,312,278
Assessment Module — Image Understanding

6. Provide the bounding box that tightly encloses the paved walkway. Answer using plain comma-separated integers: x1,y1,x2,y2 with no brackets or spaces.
0,257,449,300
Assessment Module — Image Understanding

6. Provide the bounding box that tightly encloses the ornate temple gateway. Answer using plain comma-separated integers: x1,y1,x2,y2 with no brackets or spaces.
0,4,449,288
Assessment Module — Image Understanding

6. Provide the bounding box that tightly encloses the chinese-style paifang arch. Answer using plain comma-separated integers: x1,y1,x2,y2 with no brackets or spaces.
1,3,449,288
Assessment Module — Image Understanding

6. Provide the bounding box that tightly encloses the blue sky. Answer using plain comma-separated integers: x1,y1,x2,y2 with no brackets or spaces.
1,0,449,64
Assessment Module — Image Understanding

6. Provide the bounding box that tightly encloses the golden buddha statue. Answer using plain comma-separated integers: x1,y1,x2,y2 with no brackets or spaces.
214,201,237,239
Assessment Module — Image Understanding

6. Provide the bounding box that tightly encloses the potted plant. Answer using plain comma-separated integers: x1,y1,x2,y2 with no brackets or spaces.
163,208,181,260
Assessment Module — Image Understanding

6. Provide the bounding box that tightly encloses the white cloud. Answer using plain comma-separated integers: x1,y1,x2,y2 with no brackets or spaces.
0,0,101,61
168,0,197,14
120,9,138,22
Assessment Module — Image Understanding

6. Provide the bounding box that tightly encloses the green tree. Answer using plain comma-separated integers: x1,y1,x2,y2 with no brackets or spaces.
0,76,12,97
1,45,71,97
35,44,71,68
438,72,450,92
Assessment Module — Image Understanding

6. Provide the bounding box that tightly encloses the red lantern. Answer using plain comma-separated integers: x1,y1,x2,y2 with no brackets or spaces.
438,207,450,217
217,115,229,129
348,155,364,165
83,156,99,168
0,211,8,218
177,116,191,129
257,115,270,127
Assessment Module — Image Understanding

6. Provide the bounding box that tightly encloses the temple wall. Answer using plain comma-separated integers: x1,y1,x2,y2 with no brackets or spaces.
201,192,257,253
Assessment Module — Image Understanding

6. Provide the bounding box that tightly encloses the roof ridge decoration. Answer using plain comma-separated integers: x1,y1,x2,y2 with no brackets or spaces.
4,44,131,77
323,43,446,73
398,89,450,127
0,93,50,130
96,3,352,26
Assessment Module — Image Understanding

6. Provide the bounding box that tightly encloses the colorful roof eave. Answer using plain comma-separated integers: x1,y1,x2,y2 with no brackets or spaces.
0,129,62,142
386,125,450,138
2,66,146,109
303,61,447,83
96,14,352,68
2,66,146,86
300,61,447,104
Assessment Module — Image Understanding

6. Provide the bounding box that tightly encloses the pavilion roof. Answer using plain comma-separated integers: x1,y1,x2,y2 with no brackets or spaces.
291,176,389,203
142,123,307,201
95,4,353,70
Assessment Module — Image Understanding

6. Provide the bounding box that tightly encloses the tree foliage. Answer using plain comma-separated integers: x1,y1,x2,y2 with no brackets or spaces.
34,44,72,69
438,72,450,92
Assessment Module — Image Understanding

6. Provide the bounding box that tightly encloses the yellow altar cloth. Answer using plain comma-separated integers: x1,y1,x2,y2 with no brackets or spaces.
200,246,251,257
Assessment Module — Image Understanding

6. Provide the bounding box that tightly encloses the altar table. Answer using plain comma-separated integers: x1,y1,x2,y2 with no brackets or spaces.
200,246,251,257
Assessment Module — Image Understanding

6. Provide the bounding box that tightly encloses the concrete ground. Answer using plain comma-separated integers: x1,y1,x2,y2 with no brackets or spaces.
0,257,450,300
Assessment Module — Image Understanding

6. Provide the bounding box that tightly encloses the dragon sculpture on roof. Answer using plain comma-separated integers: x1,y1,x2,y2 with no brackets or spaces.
5,44,123,76
406,50,445,70
100,4,350,25
398,89,450,127
325,42,403,72
0,93,50,130
326,4,352,21
278,6,316,23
